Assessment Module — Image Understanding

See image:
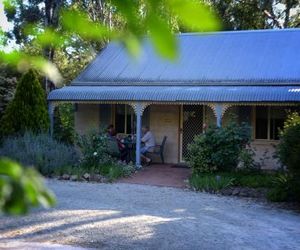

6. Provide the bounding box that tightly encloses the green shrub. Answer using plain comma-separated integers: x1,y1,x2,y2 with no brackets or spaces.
53,104,75,145
234,173,274,188
276,112,300,201
238,147,260,172
277,112,300,175
0,70,49,138
0,132,79,176
189,174,235,192
76,129,113,171
187,122,251,174
267,174,290,202
74,130,135,180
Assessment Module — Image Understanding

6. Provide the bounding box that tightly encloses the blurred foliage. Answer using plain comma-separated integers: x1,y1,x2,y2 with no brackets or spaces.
0,158,56,215
0,69,49,138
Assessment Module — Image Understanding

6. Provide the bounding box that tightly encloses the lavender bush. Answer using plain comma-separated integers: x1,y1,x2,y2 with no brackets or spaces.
0,132,79,175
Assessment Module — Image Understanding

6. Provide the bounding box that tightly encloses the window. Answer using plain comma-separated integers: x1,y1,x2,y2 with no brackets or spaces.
270,107,285,140
114,105,150,134
255,107,268,139
255,106,295,140
115,105,134,134
99,104,112,129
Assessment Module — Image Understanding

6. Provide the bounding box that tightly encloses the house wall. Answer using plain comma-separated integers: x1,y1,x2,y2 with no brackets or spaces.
251,140,281,170
75,104,100,134
73,103,285,169
149,105,180,164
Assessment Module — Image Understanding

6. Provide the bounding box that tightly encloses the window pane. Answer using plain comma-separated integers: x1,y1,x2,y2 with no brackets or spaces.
99,104,112,129
238,106,251,124
270,107,287,140
255,106,268,139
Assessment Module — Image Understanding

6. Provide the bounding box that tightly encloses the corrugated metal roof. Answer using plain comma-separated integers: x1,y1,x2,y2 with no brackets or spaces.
72,29,300,86
48,86,300,102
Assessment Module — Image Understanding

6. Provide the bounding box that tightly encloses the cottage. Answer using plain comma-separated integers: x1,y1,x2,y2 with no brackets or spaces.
48,29,300,169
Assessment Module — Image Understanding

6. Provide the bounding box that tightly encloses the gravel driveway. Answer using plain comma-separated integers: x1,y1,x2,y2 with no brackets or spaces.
0,180,300,250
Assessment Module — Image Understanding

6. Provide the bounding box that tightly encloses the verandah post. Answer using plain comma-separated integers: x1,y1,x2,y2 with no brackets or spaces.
135,102,142,168
215,103,223,127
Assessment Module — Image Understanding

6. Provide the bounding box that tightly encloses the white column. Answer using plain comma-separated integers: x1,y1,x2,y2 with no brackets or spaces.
215,103,223,127
135,102,143,168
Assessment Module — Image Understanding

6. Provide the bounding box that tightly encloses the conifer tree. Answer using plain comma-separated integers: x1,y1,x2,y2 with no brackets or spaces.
0,69,49,137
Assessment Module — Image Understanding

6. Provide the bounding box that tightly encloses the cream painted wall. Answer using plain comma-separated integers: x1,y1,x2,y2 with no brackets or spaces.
149,105,180,164
251,141,281,170
75,104,100,134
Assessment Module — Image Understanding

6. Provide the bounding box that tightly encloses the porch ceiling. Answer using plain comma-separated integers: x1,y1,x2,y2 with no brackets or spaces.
47,85,300,103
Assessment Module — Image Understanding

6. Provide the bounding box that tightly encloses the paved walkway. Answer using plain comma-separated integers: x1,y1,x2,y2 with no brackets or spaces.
119,164,191,188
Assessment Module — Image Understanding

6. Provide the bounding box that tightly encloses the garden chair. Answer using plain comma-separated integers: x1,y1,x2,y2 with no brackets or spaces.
146,136,167,164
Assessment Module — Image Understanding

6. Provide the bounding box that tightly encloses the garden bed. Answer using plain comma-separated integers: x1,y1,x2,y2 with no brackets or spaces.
189,171,276,200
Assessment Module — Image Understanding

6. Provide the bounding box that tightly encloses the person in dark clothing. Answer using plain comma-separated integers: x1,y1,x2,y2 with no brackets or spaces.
106,124,128,162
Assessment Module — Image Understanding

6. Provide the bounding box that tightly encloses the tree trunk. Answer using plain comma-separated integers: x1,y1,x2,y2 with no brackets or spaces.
44,0,63,92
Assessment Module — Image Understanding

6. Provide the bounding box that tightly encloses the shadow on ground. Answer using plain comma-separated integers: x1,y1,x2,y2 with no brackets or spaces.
0,180,300,250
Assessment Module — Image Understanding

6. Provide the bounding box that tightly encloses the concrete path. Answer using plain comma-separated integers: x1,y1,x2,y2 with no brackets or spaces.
0,180,300,250
119,164,191,188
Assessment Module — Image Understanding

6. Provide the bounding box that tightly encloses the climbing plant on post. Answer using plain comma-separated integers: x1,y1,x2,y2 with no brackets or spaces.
0,69,49,138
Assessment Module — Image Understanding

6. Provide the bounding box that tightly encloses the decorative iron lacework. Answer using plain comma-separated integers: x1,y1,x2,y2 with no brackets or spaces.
49,100,300,118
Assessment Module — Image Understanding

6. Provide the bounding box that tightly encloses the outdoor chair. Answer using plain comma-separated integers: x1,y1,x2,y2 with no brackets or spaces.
146,136,167,164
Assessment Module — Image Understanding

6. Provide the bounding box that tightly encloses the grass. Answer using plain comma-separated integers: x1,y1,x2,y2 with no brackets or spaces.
189,170,277,192
217,171,275,188
190,174,235,192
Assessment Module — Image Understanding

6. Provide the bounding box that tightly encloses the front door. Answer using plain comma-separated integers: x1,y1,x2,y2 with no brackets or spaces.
181,105,203,161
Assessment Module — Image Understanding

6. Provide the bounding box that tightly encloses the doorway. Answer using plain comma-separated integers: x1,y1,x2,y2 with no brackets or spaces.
180,105,203,161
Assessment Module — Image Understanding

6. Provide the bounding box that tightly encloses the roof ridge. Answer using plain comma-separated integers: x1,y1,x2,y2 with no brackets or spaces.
177,28,300,37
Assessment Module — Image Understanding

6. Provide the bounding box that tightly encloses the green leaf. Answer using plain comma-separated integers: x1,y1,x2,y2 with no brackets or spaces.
0,158,22,179
0,158,56,215
61,9,113,40
35,28,66,48
166,0,220,31
122,35,141,58
147,15,177,60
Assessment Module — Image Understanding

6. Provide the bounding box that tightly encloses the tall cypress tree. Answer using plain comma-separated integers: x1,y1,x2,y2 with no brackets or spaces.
0,70,49,137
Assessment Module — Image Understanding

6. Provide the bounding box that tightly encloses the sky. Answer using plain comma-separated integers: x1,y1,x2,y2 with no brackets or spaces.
0,1,12,31
0,0,16,51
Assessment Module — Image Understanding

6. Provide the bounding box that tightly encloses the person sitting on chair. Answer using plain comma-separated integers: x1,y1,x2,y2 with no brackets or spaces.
107,125,128,162
141,126,156,166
